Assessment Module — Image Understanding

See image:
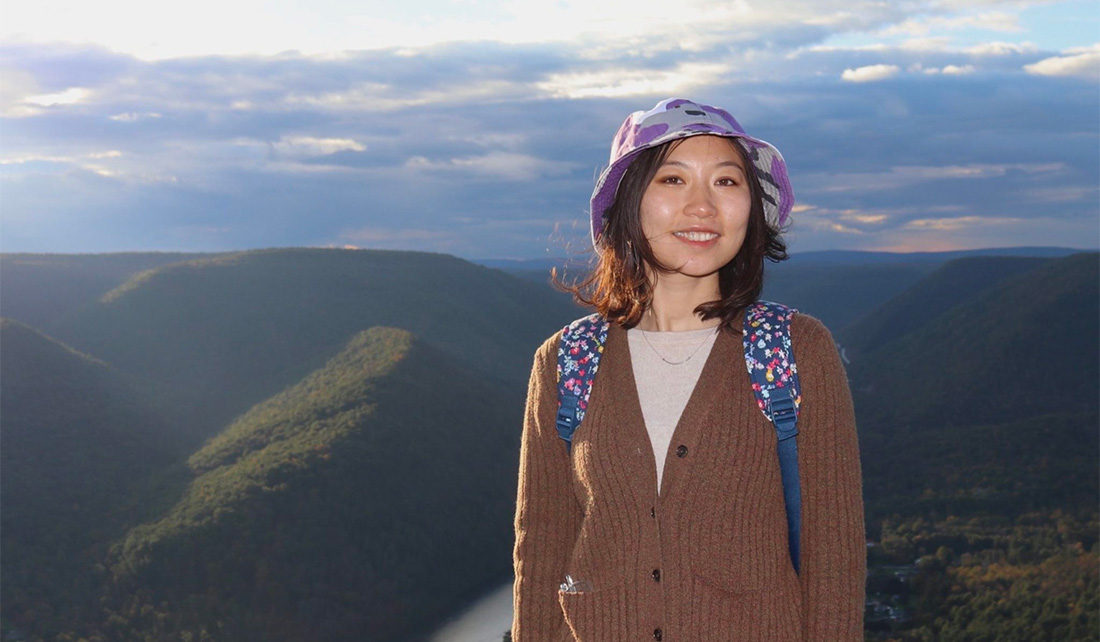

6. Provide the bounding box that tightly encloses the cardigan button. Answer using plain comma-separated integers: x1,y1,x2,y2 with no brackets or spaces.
653,628,663,640
651,568,661,582
650,506,656,518
676,444,688,457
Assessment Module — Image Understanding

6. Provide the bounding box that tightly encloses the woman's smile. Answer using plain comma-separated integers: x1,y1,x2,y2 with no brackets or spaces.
671,228,720,244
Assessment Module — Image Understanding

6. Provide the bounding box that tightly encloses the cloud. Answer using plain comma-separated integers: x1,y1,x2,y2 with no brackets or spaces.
965,41,1039,56
25,86,90,106
535,62,730,99
405,152,578,181
812,163,1065,193
1,1,1097,256
108,111,162,121
1024,43,1100,79
271,136,366,157
841,64,901,82
921,63,976,74
879,10,1023,37
903,215,1022,230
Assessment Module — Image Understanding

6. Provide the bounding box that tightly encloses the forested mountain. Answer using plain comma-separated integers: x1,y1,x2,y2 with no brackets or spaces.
0,319,180,638
102,327,521,641
0,252,208,332
1,248,580,641
851,252,1098,429
39,248,576,451
850,252,1099,640
0,247,1095,641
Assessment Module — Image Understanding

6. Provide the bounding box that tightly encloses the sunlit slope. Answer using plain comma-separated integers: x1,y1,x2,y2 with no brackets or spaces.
54,247,577,448
104,326,521,641
0,318,178,636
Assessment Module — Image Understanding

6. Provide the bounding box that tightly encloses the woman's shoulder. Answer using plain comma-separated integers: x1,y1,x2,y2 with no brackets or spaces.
789,309,833,344
533,327,566,363
787,309,848,380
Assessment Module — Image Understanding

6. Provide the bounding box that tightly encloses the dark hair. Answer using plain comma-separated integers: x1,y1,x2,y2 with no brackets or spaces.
553,136,790,330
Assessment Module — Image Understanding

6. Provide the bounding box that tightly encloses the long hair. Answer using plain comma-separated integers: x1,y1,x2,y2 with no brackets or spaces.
554,136,790,330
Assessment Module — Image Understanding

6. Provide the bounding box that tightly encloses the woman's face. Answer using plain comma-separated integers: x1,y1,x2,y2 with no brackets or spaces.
639,134,752,282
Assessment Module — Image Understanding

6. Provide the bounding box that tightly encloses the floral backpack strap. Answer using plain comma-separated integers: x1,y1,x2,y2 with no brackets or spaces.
742,300,803,573
556,313,610,455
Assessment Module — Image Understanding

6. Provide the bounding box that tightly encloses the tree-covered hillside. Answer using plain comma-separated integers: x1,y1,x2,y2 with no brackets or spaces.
48,248,579,450
0,319,180,639
2,248,1095,641
0,252,209,331
95,326,521,641
852,252,1099,641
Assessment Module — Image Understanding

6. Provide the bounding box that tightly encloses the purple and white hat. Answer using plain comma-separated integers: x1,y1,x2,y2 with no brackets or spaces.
589,97,795,247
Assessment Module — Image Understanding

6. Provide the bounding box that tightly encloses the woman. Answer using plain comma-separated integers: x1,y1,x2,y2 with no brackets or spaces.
512,98,865,641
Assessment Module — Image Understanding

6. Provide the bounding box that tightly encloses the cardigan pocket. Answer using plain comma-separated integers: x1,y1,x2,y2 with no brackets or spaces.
556,572,633,641
688,560,802,641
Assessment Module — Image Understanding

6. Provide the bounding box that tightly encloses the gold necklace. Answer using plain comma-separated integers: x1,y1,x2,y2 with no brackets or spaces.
638,326,717,365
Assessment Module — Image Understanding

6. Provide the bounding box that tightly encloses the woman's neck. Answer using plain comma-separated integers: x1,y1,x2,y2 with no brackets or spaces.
637,273,722,332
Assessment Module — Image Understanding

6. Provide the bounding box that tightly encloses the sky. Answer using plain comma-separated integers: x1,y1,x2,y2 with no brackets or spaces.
1,0,1097,259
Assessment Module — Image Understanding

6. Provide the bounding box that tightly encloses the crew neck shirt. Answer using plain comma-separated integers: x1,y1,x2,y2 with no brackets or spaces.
626,325,720,494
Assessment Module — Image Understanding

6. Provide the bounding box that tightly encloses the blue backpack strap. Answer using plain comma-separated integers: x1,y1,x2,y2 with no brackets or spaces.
742,300,803,574
556,313,610,455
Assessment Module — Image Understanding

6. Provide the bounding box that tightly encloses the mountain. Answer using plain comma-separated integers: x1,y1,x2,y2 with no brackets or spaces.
0,318,180,638
0,251,210,331
2,247,1095,641
850,252,1098,430
46,248,578,450
849,252,1099,640
836,255,1052,359
100,327,520,641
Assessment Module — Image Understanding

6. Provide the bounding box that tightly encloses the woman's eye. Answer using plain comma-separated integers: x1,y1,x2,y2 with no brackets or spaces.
658,175,683,184
716,177,739,186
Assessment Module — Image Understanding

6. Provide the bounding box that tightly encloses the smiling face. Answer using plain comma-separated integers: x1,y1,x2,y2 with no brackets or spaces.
639,134,752,284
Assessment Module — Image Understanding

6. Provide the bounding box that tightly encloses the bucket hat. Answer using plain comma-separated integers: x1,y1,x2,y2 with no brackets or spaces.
589,97,795,247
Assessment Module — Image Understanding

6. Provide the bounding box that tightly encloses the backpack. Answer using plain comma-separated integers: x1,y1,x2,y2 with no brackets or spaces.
554,300,803,573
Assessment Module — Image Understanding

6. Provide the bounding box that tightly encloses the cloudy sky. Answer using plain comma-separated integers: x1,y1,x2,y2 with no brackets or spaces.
2,0,1097,259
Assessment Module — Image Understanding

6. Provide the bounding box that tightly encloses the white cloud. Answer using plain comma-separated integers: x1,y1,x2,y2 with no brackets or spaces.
903,215,1022,230
109,111,163,121
405,152,577,181
841,64,900,82
25,86,91,106
942,64,975,74
283,79,524,112
923,63,977,74
535,62,730,99
814,163,1065,192
880,10,1022,37
1024,43,1100,79
272,136,365,157
965,41,1038,56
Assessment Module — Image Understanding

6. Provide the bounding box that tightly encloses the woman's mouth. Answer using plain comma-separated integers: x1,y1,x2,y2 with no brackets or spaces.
672,230,719,243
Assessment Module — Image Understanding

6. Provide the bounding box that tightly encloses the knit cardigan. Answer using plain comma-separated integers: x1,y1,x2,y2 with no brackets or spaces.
511,312,865,641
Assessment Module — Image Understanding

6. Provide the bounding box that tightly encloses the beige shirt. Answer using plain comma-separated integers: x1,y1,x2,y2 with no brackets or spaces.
626,325,719,494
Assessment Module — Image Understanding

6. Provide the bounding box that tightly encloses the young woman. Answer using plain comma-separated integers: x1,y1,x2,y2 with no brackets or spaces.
512,98,865,641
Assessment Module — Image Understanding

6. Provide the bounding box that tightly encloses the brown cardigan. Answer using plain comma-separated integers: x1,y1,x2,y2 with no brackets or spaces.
511,312,865,641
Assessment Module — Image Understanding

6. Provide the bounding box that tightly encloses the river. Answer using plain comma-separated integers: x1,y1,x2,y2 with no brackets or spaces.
430,580,514,642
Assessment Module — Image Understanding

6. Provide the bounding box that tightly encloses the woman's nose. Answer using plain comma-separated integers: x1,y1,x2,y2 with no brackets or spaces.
684,183,717,217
